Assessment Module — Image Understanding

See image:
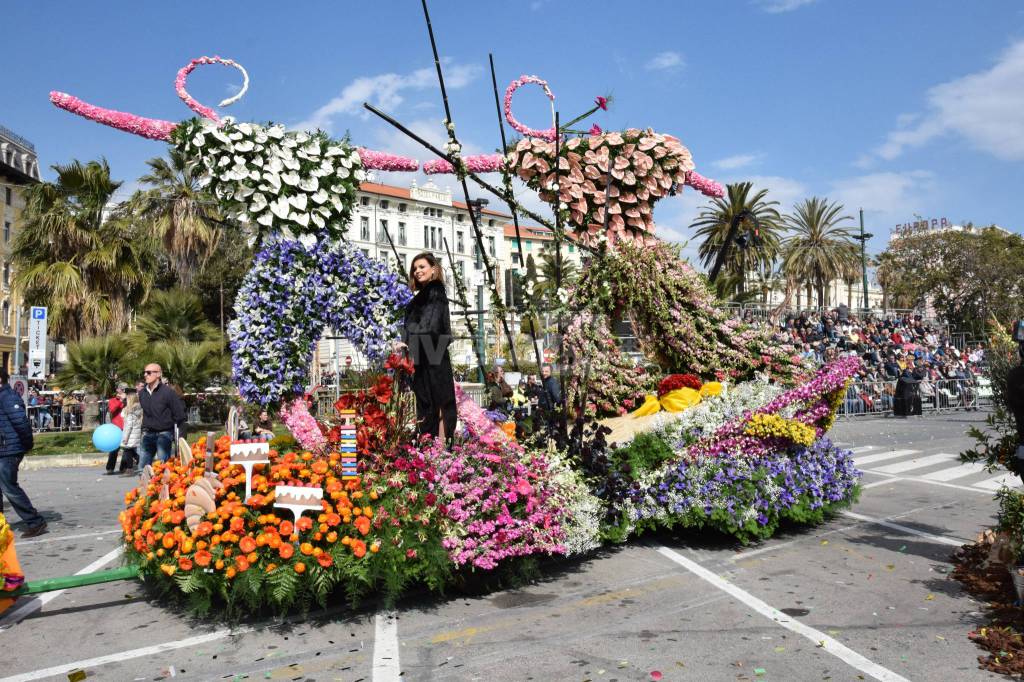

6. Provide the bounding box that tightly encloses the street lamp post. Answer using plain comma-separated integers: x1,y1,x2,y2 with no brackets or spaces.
856,209,874,312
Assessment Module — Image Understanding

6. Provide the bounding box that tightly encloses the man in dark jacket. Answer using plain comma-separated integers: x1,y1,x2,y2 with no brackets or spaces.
138,363,186,469
1008,344,1024,480
0,367,45,537
539,363,563,412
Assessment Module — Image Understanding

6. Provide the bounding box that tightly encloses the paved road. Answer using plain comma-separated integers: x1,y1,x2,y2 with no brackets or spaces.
0,413,1010,681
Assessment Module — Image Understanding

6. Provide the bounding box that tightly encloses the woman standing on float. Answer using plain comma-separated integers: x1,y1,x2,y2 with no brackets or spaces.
399,252,457,445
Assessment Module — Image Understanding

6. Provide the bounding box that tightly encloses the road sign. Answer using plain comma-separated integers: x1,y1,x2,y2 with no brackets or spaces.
10,375,27,397
28,306,47,380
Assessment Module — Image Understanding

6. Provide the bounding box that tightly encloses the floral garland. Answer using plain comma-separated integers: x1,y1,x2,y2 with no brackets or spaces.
174,56,249,121
504,75,557,141
229,239,411,406
422,154,505,175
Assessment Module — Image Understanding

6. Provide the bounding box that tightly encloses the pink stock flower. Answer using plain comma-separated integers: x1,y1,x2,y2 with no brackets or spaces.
356,148,420,172
280,398,327,454
589,124,603,136
422,154,505,175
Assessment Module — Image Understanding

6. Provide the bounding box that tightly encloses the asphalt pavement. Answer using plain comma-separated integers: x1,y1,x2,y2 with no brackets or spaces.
0,412,1010,681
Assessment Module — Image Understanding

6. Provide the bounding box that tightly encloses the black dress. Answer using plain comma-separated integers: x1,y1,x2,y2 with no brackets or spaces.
403,280,457,443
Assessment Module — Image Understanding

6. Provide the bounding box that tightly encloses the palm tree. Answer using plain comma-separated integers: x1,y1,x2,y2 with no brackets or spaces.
781,197,858,309
532,249,579,308
12,160,155,342
134,151,222,288
690,182,784,297
149,340,229,392
57,335,133,401
132,288,220,346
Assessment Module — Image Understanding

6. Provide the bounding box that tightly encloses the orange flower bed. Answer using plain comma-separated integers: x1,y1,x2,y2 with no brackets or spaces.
119,435,450,615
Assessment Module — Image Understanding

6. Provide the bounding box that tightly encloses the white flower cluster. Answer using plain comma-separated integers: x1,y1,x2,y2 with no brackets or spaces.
173,118,365,246
544,451,603,555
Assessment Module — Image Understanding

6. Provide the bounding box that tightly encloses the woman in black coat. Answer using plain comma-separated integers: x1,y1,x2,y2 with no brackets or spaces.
400,252,457,445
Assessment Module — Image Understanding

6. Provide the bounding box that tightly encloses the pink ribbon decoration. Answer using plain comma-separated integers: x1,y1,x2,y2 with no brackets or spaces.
422,154,505,175
49,91,177,141
355,148,420,173
685,170,725,198
174,56,249,122
504,75,558,141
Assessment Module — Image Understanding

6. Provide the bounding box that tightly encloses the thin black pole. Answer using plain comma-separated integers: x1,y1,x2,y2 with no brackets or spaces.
709,209,758,285
419,0,519,371
442,236,487,386
489,53,544,373
552,110,567,441
379,220,404,276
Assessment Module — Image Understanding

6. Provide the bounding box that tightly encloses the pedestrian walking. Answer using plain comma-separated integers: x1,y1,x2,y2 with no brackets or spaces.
399,252,457,446
0,368,45,538
137,363,187,469
104,384,126,475
118,389,143,475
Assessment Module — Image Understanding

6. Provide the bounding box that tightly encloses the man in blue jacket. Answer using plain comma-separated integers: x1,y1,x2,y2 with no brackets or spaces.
0,367,45,537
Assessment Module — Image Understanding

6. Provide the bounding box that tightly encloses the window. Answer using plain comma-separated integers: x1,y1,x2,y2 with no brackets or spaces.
398,253,406,272
488,219,495,227
456,231,464,254
423,225,429,247
379,219,389,242
3,222,9,243
3,262,8,287
488,236,496,257
430,226,437,250
379,200,389,210
359,216,370,240
512,253,522,266
4,188,10,206
437,210,444,219
2,301,9,330
423,208,430,216
360,248,370,257
398,203,406,213
398,222,407,245
360,196,369,206
456,214,464,223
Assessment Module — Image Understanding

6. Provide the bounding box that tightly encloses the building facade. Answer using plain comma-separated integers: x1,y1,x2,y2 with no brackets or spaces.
0,125,40,373
314,180,512,379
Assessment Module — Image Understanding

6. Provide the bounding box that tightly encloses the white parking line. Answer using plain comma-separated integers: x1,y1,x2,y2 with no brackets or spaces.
655,546,910,682
854,449,920,466
16,528,121,546
921,461,989,481
975,473,1018,491
871,453,957,474
0,546,122,631
849,445,876,454
373,611,401,681
861,477,905,490
0,627,254,682
840,511,966,546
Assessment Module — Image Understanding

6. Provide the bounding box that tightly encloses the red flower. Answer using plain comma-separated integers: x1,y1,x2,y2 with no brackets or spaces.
595,96,608,110
657,373,701,397
371,376,394,404
424,492,437,506
385,353,414,375
589,124,602,136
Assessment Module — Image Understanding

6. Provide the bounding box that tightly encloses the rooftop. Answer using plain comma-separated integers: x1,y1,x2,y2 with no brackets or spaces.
358,181,510,218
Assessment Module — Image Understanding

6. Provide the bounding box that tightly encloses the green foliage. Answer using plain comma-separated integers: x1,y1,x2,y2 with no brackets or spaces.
960,323,1021,472
12,159,156,342
609,432,675,480
877,227,1024,336
132,288,220,345
995,488,1024,561
57,335,133,397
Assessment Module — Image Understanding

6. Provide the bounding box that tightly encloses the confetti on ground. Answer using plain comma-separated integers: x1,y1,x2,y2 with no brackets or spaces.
820,540,829,545
650,672,663,681
67,672,86,682
926,594,935,601
618,661,628,669
754,668,766,676
774,646,785,653
885,564,895,571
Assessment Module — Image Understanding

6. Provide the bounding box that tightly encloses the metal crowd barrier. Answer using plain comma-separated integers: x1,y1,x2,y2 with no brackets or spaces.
836,377,987,418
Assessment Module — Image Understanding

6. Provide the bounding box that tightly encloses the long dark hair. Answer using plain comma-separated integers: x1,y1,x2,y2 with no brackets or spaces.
408,252,445,291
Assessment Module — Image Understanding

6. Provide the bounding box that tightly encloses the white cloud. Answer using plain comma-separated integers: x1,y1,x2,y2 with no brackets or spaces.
755,0,818,13
712,153,761,170
869,40,1024,162
293,62,481,133
645,51,684,72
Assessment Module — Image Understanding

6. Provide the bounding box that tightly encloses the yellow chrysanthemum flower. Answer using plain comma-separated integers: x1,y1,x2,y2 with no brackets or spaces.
743,413,816,447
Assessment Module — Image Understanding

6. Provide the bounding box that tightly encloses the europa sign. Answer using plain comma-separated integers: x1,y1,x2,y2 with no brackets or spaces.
893,217,950,234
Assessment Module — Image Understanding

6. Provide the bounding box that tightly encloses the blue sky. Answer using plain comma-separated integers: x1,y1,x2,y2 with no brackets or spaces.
5,0,1024,262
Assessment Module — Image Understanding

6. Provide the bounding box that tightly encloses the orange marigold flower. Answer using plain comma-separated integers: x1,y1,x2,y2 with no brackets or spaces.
351,540,367,558
214,559,225,570
162,535,176,549
178,557,193,571
194,550,213,567
239,536,257,554
326,531,338,544
279,520,294,536
229,517,245,533
317,554,333,568
325,513,341,527
296,517,313,532
195,521,213,536
279,543,295,559
170,510,185,525
354,516,371,536
160,564,176,576
225,566,237,579
300,542,314,556
235,555,250,572
294,561,307,574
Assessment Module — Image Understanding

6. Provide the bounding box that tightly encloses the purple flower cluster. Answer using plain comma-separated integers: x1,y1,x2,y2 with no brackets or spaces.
229,238,411,406
630,437,861,543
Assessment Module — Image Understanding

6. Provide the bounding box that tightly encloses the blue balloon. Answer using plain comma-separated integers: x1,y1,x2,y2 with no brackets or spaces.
93,423,123,452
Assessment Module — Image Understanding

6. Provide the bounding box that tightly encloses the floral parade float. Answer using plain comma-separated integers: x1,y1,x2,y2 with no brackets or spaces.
51,54,862,615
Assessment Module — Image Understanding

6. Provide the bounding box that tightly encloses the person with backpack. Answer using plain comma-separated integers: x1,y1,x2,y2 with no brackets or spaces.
0,368,45,537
